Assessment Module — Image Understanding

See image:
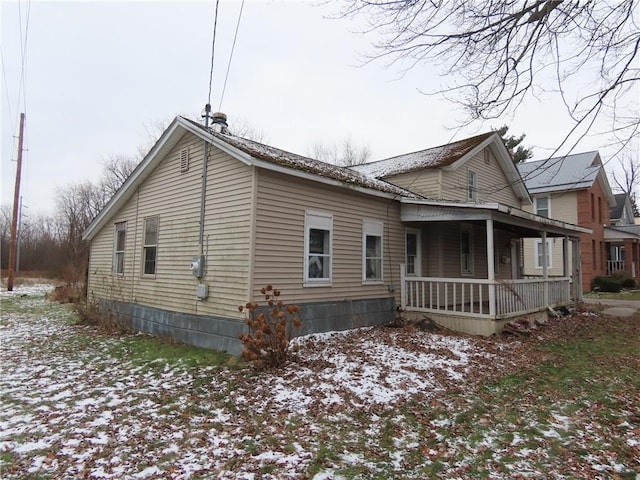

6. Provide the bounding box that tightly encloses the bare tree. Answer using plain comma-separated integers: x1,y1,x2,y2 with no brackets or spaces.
100,154,139,198
338,1,639,151
310,137,371,166
610,145,640,215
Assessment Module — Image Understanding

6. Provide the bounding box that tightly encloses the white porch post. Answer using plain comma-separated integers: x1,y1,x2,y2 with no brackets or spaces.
573,238,583,302
486,219,496,316
400,263,407,309
541,231,548,306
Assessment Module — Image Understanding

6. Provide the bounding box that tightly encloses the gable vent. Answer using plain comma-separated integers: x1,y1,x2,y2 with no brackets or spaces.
180,148,190,172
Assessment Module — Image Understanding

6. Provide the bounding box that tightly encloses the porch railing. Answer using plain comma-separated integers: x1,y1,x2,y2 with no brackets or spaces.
401,266,571,319
607,260,625,276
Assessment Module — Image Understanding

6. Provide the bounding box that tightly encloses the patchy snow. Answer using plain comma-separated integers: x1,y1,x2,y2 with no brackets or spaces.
1,287,638,478
351,132,494,178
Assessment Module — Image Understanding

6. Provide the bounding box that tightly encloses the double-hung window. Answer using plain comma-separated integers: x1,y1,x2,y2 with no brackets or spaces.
535,239,553,269
535,196,550,218
113,222,126,275
305,211,332,284
363,220,383,282
143,216,159,275
467,169,477,201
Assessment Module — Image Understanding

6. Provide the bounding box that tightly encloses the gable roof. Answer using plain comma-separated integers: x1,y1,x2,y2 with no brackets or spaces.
351,131,530,202
181,118,421,199
517,151,616,207
351,132,495,177
83,116,422,241
611,193,630,221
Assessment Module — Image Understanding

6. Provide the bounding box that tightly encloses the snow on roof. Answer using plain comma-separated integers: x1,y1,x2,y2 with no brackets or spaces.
350,132,495,178
517,151,601,194
182,117,423,199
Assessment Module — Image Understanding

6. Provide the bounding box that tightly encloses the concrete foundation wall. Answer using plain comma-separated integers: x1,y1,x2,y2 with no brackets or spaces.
403,309,549,336
102,297,397,355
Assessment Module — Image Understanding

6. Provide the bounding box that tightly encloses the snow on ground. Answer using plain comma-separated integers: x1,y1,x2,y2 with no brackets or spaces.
1,284,638,479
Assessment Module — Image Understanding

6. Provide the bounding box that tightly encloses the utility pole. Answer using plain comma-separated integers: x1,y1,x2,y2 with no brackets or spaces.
7,113,25,291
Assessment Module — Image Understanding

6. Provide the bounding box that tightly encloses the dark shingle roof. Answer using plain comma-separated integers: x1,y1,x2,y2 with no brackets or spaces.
611,193,628,220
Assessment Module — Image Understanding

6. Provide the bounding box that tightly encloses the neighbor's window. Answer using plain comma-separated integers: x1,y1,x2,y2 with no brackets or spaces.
535,196,550,218
467,169,477,201
406,229,420,276
460,225,474,275
143,216,159,275
113,222,126,275
363,220,383,282
535,239,553,269
305,211,332,284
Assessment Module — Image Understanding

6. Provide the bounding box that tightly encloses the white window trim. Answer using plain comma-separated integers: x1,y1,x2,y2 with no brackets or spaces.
405,228,422,277
113,222,126,275
142,216,159,277
304,211,333,286
460,224,474,276
534,238,553,269
534,195,551,218
467,169,477,202
362,219,384,284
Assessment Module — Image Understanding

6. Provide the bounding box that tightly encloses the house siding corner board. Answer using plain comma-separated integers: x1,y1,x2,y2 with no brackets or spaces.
87,132,253,320
252,169,404,306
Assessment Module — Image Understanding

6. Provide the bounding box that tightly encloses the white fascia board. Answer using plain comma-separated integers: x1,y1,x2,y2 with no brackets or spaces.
443,133,531,204
596,169,616,207
401,198,591,234
82,118,186,241
177,118,253,166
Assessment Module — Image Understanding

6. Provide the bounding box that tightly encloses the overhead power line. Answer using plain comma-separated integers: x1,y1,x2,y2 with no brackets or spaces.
207,0,220,107
218,0,245,112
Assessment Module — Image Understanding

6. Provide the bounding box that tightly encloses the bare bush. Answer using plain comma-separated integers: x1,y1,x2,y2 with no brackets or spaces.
239,286,302,369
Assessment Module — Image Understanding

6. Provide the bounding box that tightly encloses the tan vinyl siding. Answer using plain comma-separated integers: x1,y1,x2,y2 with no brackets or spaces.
383,170,441,199
87,132,253,319
522,191,578,224
522,191,577,277
440,148,520,206
252,169,404,305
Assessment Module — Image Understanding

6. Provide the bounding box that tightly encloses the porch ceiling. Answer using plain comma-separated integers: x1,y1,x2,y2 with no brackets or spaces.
401,200,590,238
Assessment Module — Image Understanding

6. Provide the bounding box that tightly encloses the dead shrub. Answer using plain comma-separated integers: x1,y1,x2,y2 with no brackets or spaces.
239,285,302,369
74,300,132,335
49,284,82,304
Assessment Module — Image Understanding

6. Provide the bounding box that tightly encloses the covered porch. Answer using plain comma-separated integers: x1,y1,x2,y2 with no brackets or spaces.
399,200,590,335
604,226,640,280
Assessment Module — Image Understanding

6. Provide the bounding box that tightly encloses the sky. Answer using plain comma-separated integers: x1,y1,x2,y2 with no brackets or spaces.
2,0,637,215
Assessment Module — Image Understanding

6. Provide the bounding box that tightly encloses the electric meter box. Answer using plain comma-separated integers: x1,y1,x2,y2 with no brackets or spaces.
190,255,205,278
196,283,209,300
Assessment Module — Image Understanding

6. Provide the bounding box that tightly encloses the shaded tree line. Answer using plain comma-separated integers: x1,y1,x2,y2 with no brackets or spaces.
1,155,138,282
